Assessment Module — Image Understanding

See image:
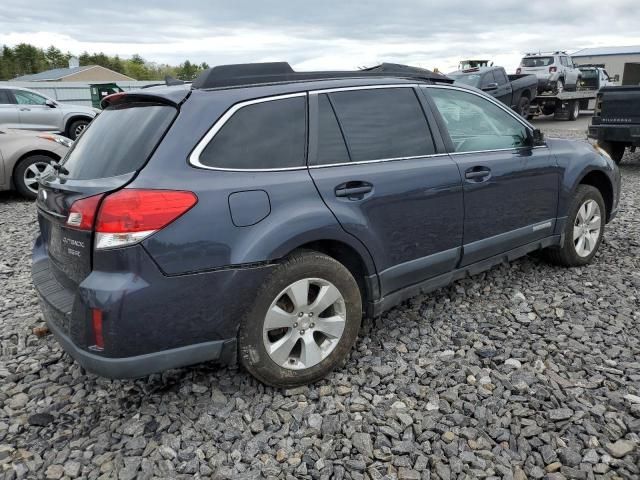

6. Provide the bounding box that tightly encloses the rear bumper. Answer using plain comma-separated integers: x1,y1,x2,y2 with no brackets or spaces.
44,304,235,378
588,124,640,146
32,238,274,378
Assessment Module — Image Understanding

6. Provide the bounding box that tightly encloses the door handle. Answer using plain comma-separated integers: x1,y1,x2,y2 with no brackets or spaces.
19,107,31,111
335,181,373,199
464,167,491,182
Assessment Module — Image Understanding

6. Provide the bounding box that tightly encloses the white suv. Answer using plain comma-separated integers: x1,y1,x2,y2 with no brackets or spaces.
517,52,581,93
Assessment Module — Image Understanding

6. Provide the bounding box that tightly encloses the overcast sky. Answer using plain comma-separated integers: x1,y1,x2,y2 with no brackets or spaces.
1,0,639,73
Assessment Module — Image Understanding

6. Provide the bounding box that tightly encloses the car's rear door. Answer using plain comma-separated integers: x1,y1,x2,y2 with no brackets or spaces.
307,85,464,296
0,89,21,129
423,85,560,267
12,89,62,131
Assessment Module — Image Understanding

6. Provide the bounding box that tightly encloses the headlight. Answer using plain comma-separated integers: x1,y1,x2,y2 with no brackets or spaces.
38,134,73,148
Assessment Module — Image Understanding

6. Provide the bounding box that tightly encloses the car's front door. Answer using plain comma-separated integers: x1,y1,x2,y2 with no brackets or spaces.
12,89,62,131
424,86,560,267
0,89,21,129
307,86,464,296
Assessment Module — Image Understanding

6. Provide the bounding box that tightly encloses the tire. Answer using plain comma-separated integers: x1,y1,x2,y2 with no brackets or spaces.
238,250,362,387
13,154,53,200
555,78,565,94
599,141,626,164
517,96,530,118
568,100,579,121
542,105,555,116
67,119,90,140
544,185,605,267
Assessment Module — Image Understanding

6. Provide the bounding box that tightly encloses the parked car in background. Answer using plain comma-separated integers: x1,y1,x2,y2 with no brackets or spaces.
0,129,71,199
448,66,537,117
0,86,98,139
588,85,640,163
32,62,620,387
517,52,581,93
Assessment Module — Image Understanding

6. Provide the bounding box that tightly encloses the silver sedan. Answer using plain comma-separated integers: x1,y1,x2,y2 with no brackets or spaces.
0,129,71,199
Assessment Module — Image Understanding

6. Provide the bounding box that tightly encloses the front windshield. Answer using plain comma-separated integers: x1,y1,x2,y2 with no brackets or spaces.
449,73,481,88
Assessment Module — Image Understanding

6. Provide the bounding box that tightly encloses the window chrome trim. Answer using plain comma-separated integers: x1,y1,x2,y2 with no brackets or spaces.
188,92,308,172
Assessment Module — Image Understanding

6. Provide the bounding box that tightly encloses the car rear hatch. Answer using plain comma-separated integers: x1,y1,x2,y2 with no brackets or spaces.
35,91,182,291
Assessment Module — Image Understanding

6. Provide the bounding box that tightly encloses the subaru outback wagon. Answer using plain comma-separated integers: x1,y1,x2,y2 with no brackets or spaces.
33,62,620,387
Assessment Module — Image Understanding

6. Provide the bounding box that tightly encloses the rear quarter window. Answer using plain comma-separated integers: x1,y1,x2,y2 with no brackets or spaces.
61,103,175,180
198,95,307,170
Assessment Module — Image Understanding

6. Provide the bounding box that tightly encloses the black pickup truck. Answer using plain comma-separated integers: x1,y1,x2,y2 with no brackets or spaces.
448,66,538,117
588,86,640,164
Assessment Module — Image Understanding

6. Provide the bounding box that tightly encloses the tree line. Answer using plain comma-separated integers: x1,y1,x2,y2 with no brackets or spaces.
0,43,209,81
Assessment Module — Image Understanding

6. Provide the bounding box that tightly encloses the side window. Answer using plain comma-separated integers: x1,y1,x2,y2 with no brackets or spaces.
198,96,306,169
481,71,497,88
13,90,47,105
428,88,529,153
315,94,350,165
0,90,14,104
566,57,574,68
328,88,435,161
495,69,508,85
559,57,568,67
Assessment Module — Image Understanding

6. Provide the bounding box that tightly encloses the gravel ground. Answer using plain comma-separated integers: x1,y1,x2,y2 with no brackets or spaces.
1,123,639,480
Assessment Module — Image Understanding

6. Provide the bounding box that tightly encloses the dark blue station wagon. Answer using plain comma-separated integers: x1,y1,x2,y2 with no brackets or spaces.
33,63,620,387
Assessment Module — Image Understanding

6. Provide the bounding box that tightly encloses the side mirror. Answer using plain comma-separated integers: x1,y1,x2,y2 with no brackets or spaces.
45,99,57,108
531,128,545,147
482,82,498,91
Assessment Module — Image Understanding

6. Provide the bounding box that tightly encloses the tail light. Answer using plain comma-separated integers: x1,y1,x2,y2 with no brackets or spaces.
66,194,104,230
91,309,104,351
66,189,198,249
516,68,521,74
549,66,557,73
95,189,198,249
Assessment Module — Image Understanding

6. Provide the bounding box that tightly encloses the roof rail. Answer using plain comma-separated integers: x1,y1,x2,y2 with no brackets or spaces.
191,62,452,90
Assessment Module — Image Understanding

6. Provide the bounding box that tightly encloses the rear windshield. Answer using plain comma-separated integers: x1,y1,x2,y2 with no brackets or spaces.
521,57,553,67
60,103,175,180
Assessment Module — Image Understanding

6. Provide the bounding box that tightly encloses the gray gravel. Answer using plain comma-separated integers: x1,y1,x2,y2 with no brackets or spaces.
1,122,639,479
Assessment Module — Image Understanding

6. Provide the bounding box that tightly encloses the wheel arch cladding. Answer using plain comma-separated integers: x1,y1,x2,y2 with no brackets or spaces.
285,239,377,306
578,170,613,221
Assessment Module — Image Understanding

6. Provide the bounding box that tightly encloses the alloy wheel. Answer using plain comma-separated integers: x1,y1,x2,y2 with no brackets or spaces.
573,199,601,257
22,162,50,195
262,278,346,370
74,123,87,137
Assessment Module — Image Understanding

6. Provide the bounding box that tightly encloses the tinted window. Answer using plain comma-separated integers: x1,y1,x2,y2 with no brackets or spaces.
481,71,497,88
494,69,508,85
428,88,528,152
13,90,47,105
61,104,175,180
521,57,553,67
200,96,306,169
316,94,350,165
328,88,435,161
0,90,14,104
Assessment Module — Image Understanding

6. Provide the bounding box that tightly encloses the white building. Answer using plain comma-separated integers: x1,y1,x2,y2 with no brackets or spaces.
571,46,640,85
